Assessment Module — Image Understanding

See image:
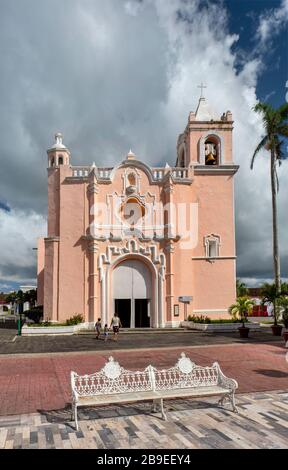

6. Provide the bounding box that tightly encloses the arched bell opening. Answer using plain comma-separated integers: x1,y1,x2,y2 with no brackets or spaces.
204,136,220,166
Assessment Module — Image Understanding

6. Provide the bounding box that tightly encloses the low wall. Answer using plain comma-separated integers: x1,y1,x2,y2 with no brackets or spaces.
181,321,261,332
21,322,95,336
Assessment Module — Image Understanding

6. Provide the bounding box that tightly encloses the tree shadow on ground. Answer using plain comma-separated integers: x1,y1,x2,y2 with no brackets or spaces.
253,369,288,378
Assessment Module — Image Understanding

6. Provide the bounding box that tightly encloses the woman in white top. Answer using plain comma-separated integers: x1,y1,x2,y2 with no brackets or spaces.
110,313,122,341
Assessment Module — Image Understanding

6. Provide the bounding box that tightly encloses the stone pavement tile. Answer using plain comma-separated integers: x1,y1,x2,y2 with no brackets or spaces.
37,431,47,449
4,440,14,449
29,431,38,445
53,433,64,449
0,390,287,449
0,429,8,448
62,439,73,449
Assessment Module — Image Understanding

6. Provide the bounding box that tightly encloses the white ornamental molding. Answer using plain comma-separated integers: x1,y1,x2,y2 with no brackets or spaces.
98,239,166,281
88,241,99,253
87,180,99,195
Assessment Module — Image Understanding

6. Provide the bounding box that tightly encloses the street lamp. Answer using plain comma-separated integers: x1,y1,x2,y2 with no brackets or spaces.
17,301,23,336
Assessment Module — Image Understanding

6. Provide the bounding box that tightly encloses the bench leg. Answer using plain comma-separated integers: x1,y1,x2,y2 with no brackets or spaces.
160,399,167,421
218,394,229,407
230,391,239,414
218,393,238,413
74,404,79,431
151,399,159,413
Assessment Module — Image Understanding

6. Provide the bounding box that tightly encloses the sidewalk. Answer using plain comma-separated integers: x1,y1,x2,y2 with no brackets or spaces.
0,390,287,449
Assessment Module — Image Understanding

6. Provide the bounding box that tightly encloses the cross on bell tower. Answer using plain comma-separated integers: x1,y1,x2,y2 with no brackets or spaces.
197,82,207,99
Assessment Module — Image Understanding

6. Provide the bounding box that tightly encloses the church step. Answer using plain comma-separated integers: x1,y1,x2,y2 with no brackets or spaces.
76,328,192,335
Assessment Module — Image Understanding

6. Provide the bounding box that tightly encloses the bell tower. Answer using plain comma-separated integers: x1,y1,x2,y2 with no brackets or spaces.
176,95,234,168
46,132,71,238
47,132,71,168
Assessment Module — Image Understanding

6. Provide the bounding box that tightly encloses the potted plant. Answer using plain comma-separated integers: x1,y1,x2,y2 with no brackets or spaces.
279,296,288,343
261,283,285,336
229,297,255,338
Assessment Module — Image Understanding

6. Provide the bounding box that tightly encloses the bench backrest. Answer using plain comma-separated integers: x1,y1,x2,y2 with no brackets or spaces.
151,353,219,390
71,356,152,397
71,353,223,398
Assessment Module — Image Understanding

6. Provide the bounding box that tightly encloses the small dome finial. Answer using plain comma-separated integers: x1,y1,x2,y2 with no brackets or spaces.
127,149,136,160
55,132,63,146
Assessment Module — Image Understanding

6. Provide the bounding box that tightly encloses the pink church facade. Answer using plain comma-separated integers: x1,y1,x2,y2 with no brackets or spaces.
37,97,239,328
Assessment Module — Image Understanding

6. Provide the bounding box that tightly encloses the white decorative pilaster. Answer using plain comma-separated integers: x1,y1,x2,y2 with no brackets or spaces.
87,172,100,323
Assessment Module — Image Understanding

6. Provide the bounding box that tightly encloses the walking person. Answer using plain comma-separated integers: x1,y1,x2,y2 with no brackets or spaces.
110,313,122,341
95,318,102,340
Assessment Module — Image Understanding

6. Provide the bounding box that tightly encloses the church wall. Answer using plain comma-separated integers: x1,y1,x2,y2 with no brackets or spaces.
192,175,235,256
37,238,45,306
191,259,236,317
43,239,59,321
47,168,60,237
57,178,87,320
191,174,236,317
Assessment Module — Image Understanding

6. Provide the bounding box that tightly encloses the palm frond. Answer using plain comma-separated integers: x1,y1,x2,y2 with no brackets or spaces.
276,125,288,138
277,103,288,121
251,135,268,169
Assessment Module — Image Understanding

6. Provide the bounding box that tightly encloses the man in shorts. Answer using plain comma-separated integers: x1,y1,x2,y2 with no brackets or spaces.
110,313,122,341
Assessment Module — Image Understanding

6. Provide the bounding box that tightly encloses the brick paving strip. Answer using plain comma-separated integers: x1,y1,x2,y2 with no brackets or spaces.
0,391,287,449
0,341,287,416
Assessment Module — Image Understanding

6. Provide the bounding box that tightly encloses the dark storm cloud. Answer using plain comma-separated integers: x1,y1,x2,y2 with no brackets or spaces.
0,0,287,287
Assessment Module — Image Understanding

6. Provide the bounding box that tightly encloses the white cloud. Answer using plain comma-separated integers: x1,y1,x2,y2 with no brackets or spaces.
0,209,46,282
256,0,288,46
0,0,286,288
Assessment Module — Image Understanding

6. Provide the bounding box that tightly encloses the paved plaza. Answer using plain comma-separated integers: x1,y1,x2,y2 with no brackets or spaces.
0,328,287,449
0,327,283,355
0,391,288,449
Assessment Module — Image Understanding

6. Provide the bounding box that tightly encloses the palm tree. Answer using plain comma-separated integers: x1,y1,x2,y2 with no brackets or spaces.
251,102,288,295
236,279,248,297
278,295,288,329
229,297,255,327
261,282,288,326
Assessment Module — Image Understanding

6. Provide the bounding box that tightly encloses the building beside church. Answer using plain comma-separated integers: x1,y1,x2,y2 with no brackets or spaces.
37,96,239,328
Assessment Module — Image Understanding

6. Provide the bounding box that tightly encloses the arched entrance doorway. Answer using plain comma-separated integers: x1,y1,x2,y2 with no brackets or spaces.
112,259,152,328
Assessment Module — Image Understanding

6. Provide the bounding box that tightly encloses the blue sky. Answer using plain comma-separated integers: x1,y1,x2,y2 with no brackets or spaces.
226,0,287,106
0,0,287,293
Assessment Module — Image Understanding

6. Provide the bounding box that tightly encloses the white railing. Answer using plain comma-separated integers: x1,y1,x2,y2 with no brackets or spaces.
172,168,188,179
72,167,90,177
153,169,164,180
71,166,188,180
98,168,113,179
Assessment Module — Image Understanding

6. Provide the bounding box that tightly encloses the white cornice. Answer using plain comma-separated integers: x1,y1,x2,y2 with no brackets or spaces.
194,165,239,175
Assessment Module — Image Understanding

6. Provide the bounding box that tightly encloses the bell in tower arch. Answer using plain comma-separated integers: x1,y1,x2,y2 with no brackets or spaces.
205,141,218,165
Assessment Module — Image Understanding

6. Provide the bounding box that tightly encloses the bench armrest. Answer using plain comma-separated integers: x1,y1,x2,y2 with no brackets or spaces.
70,371,79,401
213,363,238,392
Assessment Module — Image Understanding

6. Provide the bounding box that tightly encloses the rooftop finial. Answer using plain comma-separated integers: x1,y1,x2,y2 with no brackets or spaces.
127,149,136,160
197,82,207,99
55,132,63,146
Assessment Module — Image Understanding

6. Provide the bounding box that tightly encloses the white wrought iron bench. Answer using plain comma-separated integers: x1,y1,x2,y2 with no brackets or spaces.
70,353,238,430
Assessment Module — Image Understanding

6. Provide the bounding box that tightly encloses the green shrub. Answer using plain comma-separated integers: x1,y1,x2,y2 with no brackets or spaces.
24,306,43,324
65,314,84,326
187,315,242,324
209,319,242,324
187,314,211,324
